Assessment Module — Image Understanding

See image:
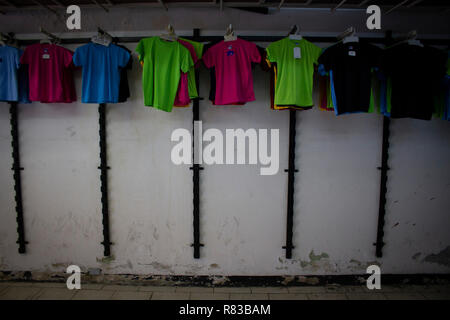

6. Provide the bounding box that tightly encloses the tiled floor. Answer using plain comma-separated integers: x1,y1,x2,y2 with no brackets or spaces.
0,282,449,300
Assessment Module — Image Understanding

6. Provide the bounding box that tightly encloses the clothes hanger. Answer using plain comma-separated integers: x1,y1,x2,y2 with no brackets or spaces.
338,27,359,44
224,24,237,42
91,27,112,46
39,27,61,45
160,24,177,42
389,30,424,48
288,25,302,40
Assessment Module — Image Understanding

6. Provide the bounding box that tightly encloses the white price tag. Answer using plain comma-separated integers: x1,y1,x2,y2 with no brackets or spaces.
293,47,301,59
348,51,356,57
42,54,50,59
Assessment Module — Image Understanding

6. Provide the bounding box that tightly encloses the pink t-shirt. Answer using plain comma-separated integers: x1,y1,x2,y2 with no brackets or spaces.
202,38,261,105
20,43,76,103
174,39,198,106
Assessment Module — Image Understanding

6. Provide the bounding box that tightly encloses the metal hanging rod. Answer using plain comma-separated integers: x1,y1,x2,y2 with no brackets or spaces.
14,34,450,46
39,26,61,43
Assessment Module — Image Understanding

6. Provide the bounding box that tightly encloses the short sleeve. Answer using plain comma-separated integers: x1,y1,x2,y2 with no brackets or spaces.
249,43,261,64
16,49,22,69
63,48,74,68
181,46,194,73
135,39,145,62
117,46,131,68
310,43,323,65
318,46,333,73
72,45,85,67
20,47,30,65
202,46,215,68
265,42,278,63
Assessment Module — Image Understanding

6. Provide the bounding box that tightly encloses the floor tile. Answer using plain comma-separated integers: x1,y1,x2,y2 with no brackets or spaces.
251,287,288,293
288,286,326,294
72,289,114,300
35,288,76,300
111,291,152,300
0,287,42,300
269,293,309,300
139,286,177,293
346,293,387,300
176,287,214,293
151,292,190,300
229,293,269,300
214,287,252,294
190,293,229,300
422,293,450,300
307,293,348,300
383,293,426,300
102,285,139,292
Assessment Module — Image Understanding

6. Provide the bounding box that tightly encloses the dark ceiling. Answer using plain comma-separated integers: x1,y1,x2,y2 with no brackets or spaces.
1,0,449,11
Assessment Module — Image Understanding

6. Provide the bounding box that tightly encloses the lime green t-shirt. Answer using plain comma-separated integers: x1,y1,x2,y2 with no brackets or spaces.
179,38,204,99
136,37,193,112
266,37,322,107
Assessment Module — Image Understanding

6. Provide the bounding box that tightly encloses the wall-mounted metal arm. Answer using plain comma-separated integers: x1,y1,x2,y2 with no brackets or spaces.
9,102,27,254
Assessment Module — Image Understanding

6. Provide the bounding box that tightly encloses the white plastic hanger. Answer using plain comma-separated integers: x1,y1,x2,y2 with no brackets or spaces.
224,24,237,42
288,25,302,40
160,24,177,42
407,39,424,47
91,29,112,46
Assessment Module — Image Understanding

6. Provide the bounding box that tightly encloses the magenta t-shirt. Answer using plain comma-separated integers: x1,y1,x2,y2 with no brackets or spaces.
202,38,261,105
20,43,76,103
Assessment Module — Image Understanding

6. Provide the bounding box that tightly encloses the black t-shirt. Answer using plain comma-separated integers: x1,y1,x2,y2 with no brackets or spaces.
382,43,447,120
114,43,133,103
318,41,382,115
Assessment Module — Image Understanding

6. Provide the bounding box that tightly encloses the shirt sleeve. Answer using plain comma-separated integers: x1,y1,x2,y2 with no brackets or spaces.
265,42,278,63
16,49,22,69
72,46,85,67
318,46,333,73
63,48,74,68
181,46,194,73
19,47,30,65
202,46,214,68
117,46,131,68
250,43,261,64
310,42,323,65
135,39,145,62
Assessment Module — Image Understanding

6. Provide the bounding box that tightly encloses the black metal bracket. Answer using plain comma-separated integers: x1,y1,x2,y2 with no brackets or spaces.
190,28,205,259
283,109,298,259
374,116,391,258
98,103,112,256
9,102,28,254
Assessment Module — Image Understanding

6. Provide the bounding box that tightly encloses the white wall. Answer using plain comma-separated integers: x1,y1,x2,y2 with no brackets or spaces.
0,7,449,276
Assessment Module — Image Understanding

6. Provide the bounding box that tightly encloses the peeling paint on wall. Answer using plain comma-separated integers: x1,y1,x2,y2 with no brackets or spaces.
423,246,450,267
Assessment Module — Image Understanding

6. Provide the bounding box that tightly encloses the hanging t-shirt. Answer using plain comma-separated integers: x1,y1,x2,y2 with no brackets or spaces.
382,43,447,120
114,44,133,103
0,45,29,103
318,42,382,115
20,43,76,103
73,42,130,104
202,38,261,105
178,38,203,99
136,37,193,112
266,37,322,108
174,39,198,106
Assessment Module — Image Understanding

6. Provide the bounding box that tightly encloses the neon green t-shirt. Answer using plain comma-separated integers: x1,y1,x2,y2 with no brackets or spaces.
179,38,204,99
266,37,322,107
136,37,193,112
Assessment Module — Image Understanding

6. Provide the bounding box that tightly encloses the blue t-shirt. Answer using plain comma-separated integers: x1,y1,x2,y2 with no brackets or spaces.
0,45,30,103
73,43,130,103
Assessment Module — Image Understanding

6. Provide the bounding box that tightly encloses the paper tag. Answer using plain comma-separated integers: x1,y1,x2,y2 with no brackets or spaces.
348,51,356,57
42,54,50,59
293,47,301,59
